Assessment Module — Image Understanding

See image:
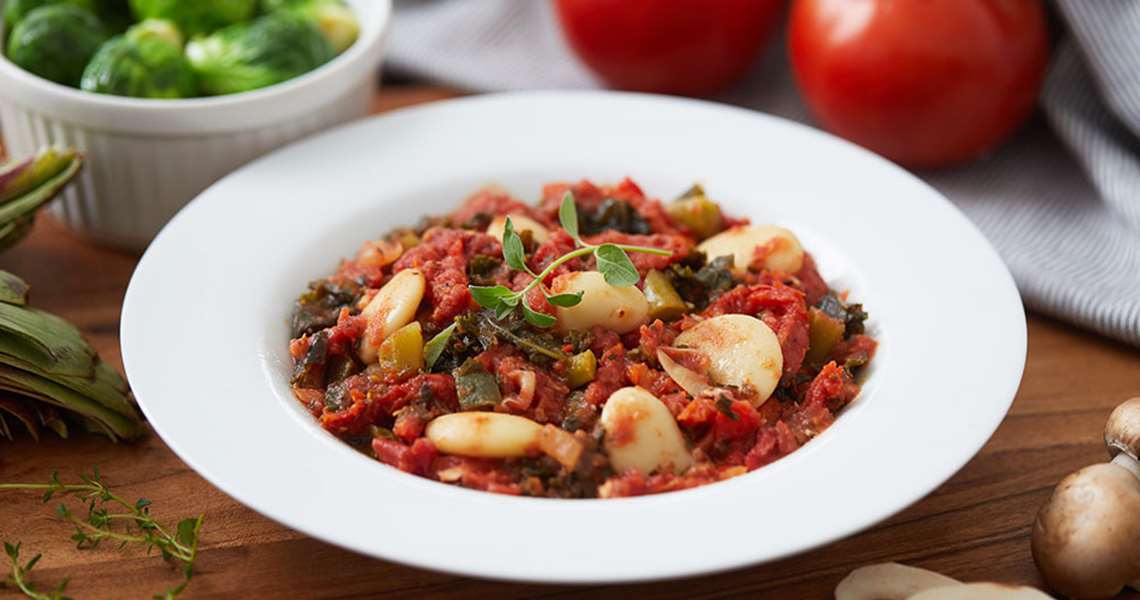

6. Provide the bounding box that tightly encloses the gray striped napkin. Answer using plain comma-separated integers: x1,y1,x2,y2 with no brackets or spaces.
386,0,1140,346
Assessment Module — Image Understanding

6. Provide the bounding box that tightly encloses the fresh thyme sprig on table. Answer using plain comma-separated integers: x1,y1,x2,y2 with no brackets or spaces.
468,192,671,327
0,469,203,599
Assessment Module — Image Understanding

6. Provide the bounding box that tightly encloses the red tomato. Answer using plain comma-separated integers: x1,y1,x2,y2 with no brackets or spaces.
789,0,1049,167
555,0,786,96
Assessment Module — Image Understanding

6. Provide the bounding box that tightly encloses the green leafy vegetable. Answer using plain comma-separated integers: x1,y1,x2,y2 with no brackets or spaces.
3,0,94,32
79,34,196,99
5,4,107,86
261,0,358,54
577,197,651,236
454,360,500,410
185,13,334,96
422,322,457,370
468,192,671,328
1,470,201,598
128,0,255,37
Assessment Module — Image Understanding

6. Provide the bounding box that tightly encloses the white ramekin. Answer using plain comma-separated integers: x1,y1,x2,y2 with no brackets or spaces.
0,0,390,250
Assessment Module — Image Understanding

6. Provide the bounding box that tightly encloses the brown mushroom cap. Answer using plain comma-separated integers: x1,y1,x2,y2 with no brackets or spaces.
908,582,1051,599
1105,397,1140,461
1031,462,1140,599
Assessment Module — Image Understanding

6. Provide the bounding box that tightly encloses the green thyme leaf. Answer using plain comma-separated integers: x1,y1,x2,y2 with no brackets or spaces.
468,285,514,310
559,192,579,241
422,322,457,369
501,217,530,274
594,243,640,287
521,303,557,328
545,291,583,308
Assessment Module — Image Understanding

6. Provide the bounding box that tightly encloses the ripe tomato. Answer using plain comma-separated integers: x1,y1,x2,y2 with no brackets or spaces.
789,0,1049,168
555,0,786,96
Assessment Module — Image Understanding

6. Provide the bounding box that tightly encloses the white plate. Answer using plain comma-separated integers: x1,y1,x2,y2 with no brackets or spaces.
121,91,1026,584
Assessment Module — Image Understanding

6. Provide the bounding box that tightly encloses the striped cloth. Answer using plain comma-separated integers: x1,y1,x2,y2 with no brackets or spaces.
386,0,1140,346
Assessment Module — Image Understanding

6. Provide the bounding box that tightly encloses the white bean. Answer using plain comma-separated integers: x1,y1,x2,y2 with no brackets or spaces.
600,387,692,475
674,314,783,404
425,412,542,458
551,271,648,334
486,214,550,244
697,224,804,275
358,268,425,363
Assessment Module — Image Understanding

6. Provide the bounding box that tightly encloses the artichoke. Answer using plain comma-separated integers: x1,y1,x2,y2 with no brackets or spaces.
0,270,143,442
0,147,83,251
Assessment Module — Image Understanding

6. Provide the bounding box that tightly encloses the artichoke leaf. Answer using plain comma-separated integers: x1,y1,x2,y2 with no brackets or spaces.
37,403,68,439
0,302,98,372
0,366,142,441
0,395,40,441
0,271,30,305
0,151,82,224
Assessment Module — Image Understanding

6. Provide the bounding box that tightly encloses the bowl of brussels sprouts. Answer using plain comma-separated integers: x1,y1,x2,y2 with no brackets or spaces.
0,0,389,249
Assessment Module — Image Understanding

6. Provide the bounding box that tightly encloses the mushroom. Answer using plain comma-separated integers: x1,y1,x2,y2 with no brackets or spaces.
836,563,960,600
837,563,1051,600
1032,396,1140,599
908,583,1051,599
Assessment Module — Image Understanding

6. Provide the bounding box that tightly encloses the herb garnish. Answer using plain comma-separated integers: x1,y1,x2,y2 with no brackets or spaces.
422,322,457,369
0,469,203,599
468,192,671,327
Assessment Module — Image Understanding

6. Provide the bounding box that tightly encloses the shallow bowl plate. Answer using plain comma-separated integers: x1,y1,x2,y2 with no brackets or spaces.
121,91,1026,584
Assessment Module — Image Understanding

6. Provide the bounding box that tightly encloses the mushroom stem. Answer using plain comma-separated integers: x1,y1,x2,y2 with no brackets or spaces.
1111,452,1140,481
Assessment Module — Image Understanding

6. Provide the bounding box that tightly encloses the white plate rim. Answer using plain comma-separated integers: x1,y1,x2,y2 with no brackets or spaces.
121,90,1026,584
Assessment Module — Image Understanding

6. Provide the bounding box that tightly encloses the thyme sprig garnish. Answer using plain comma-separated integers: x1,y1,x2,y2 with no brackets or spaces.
2,543,68,600
468,192,671,327
0,469,203,599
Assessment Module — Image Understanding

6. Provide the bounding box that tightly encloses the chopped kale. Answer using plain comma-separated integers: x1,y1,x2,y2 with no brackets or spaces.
578,198,651,236
290,278,361,338
816,291,868,338
666,252,735,309
454,359,501,410
466,254,503,286
290,330,328,387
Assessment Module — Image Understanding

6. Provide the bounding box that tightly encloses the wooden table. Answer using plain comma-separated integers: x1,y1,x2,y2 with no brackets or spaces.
2,87,1139,599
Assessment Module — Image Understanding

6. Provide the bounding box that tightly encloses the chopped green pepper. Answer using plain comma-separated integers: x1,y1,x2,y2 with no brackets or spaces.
566,349,596,389
666,184,723,240
805,307,845,366
377,321,424,378
454,359,501,410
643,269,687,321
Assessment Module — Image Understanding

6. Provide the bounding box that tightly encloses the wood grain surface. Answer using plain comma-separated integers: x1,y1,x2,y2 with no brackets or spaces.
1,87,1139,599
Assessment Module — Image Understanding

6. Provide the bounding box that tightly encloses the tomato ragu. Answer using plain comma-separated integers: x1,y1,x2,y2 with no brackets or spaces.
288,178,877,498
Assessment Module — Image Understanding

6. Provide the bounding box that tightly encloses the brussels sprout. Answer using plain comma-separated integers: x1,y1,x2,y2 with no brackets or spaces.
80,36,196,98
91,0,131,31
262,0,358,54
186,13,334,96
125,17,183,47
6,5,108,87
128,0,256,37
3,0,94,31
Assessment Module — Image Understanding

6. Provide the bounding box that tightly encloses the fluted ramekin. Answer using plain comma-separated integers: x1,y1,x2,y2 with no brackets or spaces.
0,0,390,249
